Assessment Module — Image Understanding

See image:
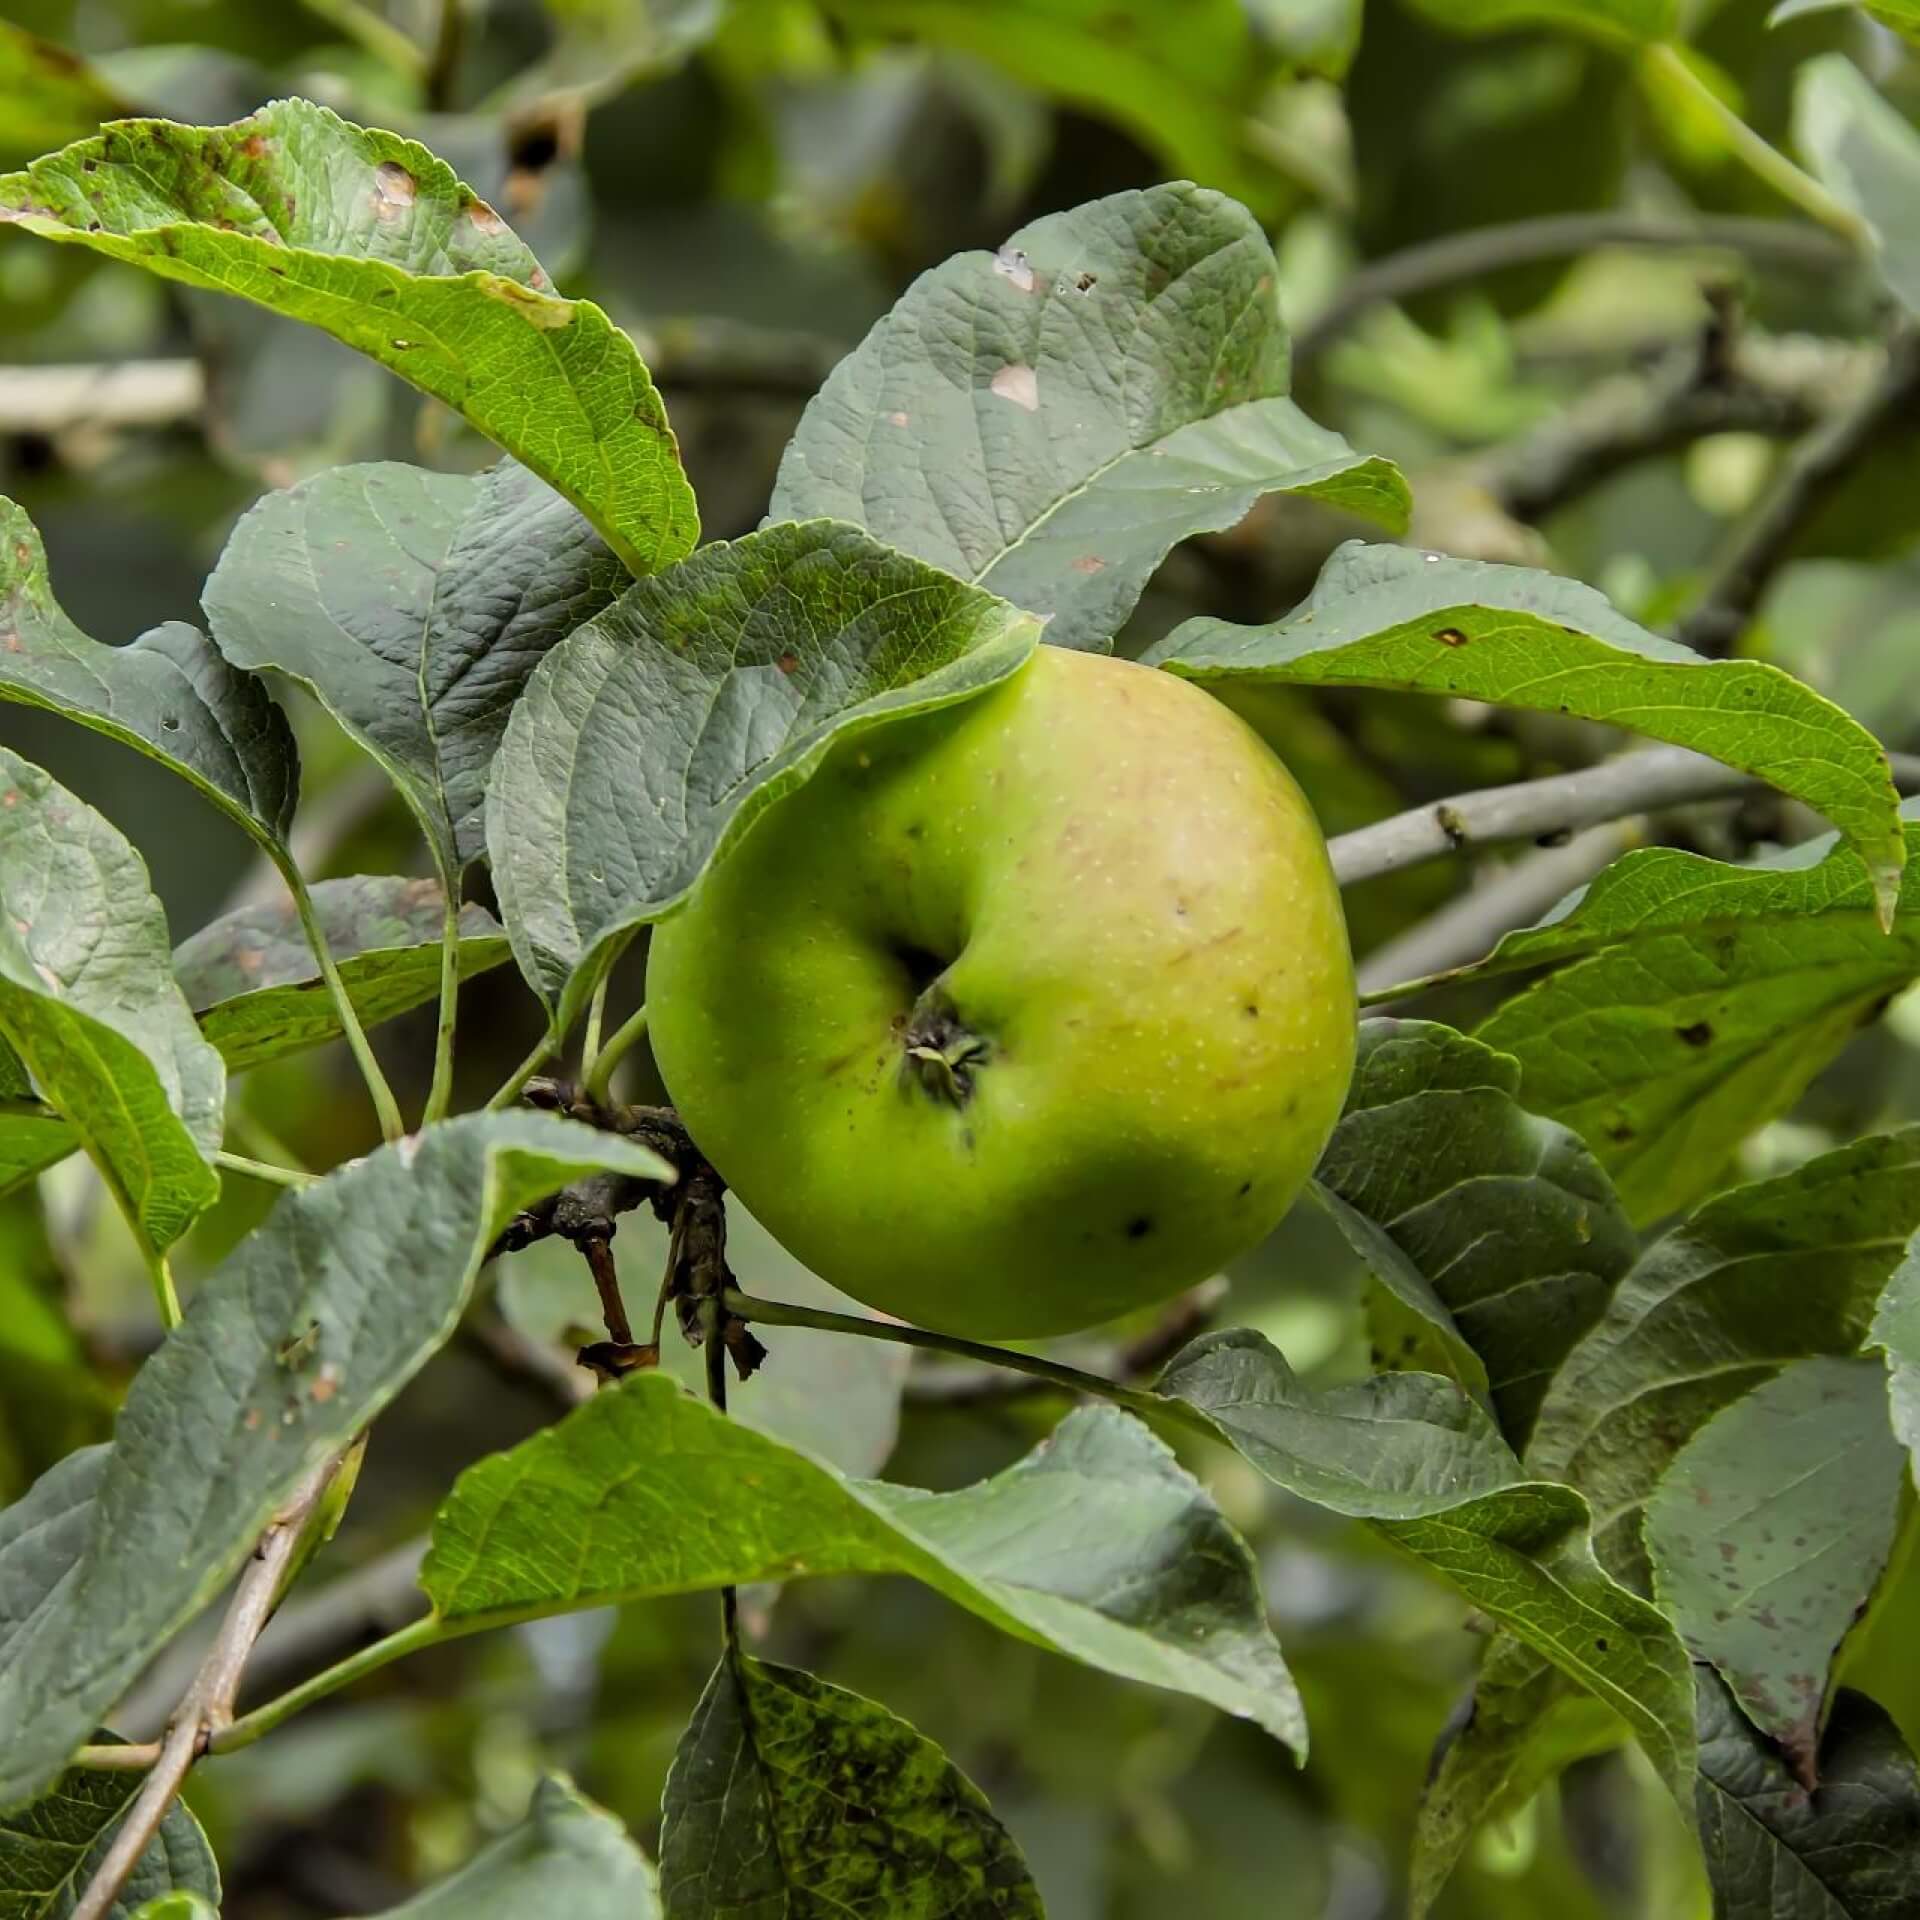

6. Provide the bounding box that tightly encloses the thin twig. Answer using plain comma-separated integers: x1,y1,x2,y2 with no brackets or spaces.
1480,333,1879,523
1294,214,1853,368
1353,823,1642,1001
904,1279,1229,1407
70,1459,337,1920
1675,327,1920,656
1328,747,1920,888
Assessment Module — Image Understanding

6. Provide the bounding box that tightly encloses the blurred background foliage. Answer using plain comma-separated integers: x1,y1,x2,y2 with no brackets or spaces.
4,0,1920,1913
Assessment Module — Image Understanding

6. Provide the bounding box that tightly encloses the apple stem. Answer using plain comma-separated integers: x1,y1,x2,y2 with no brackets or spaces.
719,1287,1216,1439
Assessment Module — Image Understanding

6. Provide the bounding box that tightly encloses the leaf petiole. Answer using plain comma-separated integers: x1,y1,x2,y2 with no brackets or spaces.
420,882,461,1127
583,1002,649,1106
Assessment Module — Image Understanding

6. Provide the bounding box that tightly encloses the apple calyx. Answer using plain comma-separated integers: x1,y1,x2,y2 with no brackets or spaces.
901,991,991,1108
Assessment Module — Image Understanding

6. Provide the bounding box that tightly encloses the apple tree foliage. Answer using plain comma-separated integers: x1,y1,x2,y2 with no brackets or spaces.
2,1,1920,1914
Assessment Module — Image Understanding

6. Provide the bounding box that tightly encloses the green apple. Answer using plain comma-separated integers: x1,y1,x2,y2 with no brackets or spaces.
645,644,1356,1339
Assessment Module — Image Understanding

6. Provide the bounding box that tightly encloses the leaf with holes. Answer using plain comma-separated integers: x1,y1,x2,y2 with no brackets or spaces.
0,496,296,848
202,460,626,875
1156,1329,1695,1799
0,751,222,1267
0,1111,672,1812
770,182,1406,652
0,1744,220,1920
1467,812,1920,1223
1313,1021,1635,1445
1528,1128,1920,1590
422,1377,1305,1755
1695,1674,1920,1917
1797,55,1920,317
0,102,695,573
485,520,1040,1029
176,876,511,1073
660,1650,1041,1919
377,1776,659,1919
1148,543,1906,920
1647,1355,1905,1782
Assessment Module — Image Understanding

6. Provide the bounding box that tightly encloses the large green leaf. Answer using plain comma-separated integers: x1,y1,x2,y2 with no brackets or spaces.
1156,1329,1695,1798
0,101,696,575
1469,817,1920,1223
1870,1231,1920,1480
772,184,1406,653
0,496,296,848
1695,1675,1920,1917
0,1111,672,1812
421,1377,1306,1755
0,1747,219,1920
176,876,510,1074
819,3,1268,201
1411,1637,1625,1919
202,461,625,875
1148,543,1907,919
0,751,222,1263
1797,55,1920,318
1313,1021,1635,1445
380,1776,658,1919
660,1650,1041,1919
1647,1355,1905,1781
1402,0,1677,37
1527,1129,1920,1588
485,520,1041,1027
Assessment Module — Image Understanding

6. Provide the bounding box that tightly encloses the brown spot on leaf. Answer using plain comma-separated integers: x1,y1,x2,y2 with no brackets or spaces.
1071,555,1107,574
464,196,507,235
776,651,800,675
1432,627,1469,647
1677,1020,1714,1047
989,363,1040,411
371,161,417,217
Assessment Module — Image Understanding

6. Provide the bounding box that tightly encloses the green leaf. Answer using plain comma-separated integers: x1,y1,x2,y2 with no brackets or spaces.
1400,0,1678,38
1647,1355,1906,1782
660,1650,1041,1919
1314,1020,1635,1445
818,2,1268,202
0,1039,75,1202
1774,0,1920,45
1869,1230,1920,1478
1528,1128,1920,1588
0,1110,672,1811
379,1776,658,1919
485,520,1041,1026
127,1901,216,1920
492,0,725,109
176,877,511,1074
1695,1674,1920,1916
202,460,625,875
0,101,697,575
0,1746,219,1920
0,24,130,161
772,183,1407,653
1157,1329,1696,1799
421,1376,1306,1755
0,750,222,1263
1797,55,1920,317
1411,1637,1626,1919
0,496,297,848
1148,543,1907,920
1421,810,1920,1220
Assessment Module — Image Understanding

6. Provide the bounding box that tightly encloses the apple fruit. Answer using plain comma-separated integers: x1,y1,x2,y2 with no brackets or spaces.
645,643,1356,1339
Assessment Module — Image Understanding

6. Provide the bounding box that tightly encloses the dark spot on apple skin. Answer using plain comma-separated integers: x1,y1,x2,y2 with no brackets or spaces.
1677,1020,1714,1047
1125,1216,1154,1239
1237,1180,1253,1198
1243,1002,1259,1019
904,822,924,841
